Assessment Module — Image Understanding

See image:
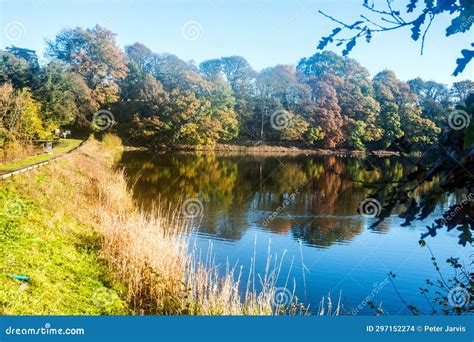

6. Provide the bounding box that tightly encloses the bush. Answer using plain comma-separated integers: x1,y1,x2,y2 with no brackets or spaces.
305,127,325,146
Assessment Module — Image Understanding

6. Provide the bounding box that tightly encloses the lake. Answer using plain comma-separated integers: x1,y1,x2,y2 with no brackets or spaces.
119,150,469,315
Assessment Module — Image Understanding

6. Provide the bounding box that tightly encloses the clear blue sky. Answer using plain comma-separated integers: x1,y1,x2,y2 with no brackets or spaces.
0,0,472,84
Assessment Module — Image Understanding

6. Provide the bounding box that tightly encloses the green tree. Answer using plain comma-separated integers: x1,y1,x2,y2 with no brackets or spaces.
206,83,239,141
280,113,309,141
373,70,439,149
120,62,166,104
255,65,310,141
125,42,153,72
408,78,451,127
346,120,367,151
199,59,224,83
0,50,35,89
305,127,325,146
219,56,257,138
451,80,474,104
5,46,40,74
35,62,93,128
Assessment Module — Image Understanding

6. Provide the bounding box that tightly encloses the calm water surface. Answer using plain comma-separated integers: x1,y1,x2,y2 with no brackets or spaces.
119,151,469,315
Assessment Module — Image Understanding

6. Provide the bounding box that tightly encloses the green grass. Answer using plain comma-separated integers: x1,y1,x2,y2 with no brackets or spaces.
0,139,82,173
0,180,129,315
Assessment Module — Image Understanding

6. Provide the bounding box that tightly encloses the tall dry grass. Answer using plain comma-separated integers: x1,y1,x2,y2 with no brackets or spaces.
1,140,37,164
13,137,337,315
85,139,280,315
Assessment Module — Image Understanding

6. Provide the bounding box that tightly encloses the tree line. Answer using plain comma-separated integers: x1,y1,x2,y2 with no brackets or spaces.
1,25,472,151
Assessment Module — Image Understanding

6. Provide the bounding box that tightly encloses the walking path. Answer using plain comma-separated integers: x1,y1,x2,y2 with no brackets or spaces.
0,139,85,180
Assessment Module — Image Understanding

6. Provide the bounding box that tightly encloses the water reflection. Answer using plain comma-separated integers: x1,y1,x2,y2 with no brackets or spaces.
119,151,471,315
119,151,411,248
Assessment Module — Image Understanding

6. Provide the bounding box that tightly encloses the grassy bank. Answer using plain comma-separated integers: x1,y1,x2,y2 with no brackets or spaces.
1,135,313,315
0,140,128,314
0,139,83,174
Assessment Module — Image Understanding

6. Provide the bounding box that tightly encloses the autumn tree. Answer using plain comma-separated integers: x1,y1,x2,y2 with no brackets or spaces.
46,25,128,109
117,43,239,146
297,52,382,149
0,83,47,146
301,81,345,148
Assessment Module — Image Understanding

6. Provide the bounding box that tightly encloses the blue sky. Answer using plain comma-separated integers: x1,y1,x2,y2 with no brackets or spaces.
0,0,472,84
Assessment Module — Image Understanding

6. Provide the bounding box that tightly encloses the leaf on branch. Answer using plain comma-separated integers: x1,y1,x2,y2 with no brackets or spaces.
424,0,434,10
458,225,472,246
318,27,343,50
411,14,427,41
435,0,456,12
317,36,333,50
453,46,474,76
366,29,372,43
349,20,364,29
342,38,357,56
421,224,438,240
407,0,418,13
446,15,473,36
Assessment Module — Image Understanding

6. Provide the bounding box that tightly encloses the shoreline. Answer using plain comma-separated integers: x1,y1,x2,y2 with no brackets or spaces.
126,142,400,157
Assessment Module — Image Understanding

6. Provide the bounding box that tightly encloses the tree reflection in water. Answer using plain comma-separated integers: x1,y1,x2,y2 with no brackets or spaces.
119,151,427,247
